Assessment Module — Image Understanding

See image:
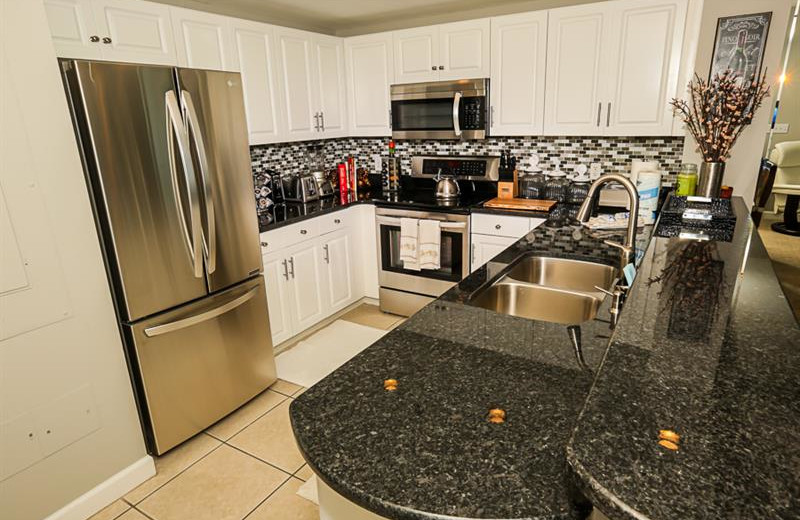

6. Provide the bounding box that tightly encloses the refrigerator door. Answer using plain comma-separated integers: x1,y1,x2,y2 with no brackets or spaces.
126,276,276,454
64,61,207,321
176,68,262,292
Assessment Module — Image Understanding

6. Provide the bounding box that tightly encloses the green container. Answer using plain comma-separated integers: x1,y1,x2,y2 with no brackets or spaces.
675,163,698,196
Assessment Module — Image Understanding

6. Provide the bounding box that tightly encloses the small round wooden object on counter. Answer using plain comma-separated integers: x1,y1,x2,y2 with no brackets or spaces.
383,379,398,391
658,439,679,451
488,408,506,424
658,429,681,443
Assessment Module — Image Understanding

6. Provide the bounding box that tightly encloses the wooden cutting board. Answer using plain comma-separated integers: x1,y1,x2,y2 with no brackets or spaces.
483,197,557,212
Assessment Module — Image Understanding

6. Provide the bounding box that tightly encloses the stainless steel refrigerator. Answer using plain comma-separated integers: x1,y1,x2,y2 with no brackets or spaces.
61,60,277,455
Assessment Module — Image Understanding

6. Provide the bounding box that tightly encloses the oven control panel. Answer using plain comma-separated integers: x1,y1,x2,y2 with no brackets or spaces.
411,155,500,181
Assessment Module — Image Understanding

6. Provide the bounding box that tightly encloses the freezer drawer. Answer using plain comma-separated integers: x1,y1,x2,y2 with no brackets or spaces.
126,276,276,454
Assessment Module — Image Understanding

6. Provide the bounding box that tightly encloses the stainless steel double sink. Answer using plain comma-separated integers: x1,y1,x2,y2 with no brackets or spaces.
469,256,617,325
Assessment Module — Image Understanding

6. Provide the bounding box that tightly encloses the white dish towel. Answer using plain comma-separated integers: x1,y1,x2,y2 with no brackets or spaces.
418,219,441,270
399,217,420,271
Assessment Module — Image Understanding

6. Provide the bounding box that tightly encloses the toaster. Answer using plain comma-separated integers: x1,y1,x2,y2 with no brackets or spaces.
282,174,320,202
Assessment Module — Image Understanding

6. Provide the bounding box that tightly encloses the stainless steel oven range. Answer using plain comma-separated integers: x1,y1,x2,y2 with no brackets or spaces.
376,207,470,316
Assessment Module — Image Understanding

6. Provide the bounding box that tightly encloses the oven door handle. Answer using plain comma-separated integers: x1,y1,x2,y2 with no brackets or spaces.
376,216,467,230
452,91,462,137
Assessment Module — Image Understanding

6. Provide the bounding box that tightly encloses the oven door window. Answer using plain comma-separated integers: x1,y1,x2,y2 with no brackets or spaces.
391,98,455,132
379,224,463,282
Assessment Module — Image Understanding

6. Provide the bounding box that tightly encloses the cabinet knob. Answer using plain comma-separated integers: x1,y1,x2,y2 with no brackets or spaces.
495,224,502,229
102,37,112,44
438,65,444,70
431,66,437,71
89,35,100,43
300,229,308,235
260,241,268,247
334,219,341,224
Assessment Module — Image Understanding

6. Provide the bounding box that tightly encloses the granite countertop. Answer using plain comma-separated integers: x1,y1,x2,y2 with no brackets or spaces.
289,196,800,520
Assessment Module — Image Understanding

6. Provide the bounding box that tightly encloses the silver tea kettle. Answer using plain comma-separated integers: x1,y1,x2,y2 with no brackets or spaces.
434,169,460,199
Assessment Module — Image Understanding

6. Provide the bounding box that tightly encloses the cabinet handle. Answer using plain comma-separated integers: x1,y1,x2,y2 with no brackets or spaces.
281,259,289,280
388,109,392,129
89,35,100,43
431,66,437,71
471,242,476,261
313,112,320,132
288,257,295,278
323,244,330,264
606,102,611,127
260,241,268,247
334,218,341,224
102,37,112,44
438,65,444,70
495,224,502,230
300,229,308,235
490,106,495,128
320,111,325,132
597,102,602,127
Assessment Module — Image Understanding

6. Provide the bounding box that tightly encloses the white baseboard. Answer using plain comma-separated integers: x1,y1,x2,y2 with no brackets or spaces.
43,455,155,520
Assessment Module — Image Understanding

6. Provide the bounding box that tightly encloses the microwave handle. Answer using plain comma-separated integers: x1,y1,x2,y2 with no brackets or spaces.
452,91,462,137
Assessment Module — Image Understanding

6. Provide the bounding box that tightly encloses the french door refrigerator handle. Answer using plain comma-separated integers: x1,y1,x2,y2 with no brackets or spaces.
143,287,258,337
181,90,216,274
165,90,203,279
452,91,462,137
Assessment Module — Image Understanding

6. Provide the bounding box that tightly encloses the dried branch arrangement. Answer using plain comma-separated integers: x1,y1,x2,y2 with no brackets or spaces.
670,70,770,163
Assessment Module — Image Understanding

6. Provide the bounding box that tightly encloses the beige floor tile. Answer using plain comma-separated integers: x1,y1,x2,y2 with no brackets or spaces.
206,390,286,440
117,509,150,520
339,303,402,330
292,387,307,397
294,464,314,482
270,379,303,397
228,400,305,474
246,477,319,520
138,444,289,520
88,500,130,520
125,433,221,505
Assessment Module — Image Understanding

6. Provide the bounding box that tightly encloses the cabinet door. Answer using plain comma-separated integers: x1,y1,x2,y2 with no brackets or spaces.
438,19,490,81
313,35,348,137
263,253,293,345
287,241,328,333
490,11,548,136
232,20,284,144
471,234,518,272
322,230,355,313
43,0,103,59
171,8,238,71
345,32,394,137
275,27,318,141
604,0,687,135
393,26,439,84
92,0,176,65
544,3,609,135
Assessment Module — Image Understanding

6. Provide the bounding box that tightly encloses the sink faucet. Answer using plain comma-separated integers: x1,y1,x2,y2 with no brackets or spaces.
576,174,640,270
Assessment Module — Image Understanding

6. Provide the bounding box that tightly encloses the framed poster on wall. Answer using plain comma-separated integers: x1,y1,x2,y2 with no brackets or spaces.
709,12,772,83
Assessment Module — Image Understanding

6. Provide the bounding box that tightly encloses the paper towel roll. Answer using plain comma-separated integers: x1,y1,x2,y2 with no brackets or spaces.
630,160,660,184
636,170,662,224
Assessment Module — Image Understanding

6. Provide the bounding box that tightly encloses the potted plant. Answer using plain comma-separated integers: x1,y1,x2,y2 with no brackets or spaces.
670,70,770,197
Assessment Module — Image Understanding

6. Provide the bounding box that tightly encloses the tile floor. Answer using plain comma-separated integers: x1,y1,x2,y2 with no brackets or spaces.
90,303,404,520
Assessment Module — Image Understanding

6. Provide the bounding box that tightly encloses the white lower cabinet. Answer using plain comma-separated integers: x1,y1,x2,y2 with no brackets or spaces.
321,230,356,314
287,240,328,332
471,234,518,272
262,251,294,345
470,214,546,271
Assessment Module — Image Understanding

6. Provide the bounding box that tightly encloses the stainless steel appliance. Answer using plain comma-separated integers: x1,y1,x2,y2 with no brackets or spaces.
283,174,320,202
61,60,277,455
376,208,470,316
390,78,489,140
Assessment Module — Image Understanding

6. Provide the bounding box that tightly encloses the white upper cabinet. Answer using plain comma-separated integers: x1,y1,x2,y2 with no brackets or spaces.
490,11,548,136
231,19,284,145
275,27,318,141
438,19,490,80
394,21,490,84
313,34,348,138
604,0,688,135
545,0,687,136
393,26,439,83
44,0,103,59
344,32,394,137
171,8,238,71
92,0,176,65
544,3,609,135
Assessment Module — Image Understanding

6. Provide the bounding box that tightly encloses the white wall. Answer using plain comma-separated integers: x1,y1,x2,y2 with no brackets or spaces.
0,1,152,519
680,0,794,205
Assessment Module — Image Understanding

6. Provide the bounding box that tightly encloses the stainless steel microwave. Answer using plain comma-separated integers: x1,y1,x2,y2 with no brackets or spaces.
390,78,488,140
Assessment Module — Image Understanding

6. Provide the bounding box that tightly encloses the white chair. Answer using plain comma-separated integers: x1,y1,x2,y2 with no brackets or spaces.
769,140,800,213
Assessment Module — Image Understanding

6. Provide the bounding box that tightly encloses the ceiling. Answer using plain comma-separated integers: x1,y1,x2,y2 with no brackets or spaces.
152,0,602,36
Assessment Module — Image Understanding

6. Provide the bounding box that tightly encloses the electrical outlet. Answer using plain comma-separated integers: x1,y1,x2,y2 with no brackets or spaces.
774,123,790,134
372,154,382,172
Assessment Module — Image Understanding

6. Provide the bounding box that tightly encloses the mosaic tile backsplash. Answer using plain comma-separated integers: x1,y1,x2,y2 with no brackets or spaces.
250,135,685,193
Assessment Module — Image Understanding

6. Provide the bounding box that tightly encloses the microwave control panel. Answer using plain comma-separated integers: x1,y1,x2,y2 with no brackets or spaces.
460,97,486,130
